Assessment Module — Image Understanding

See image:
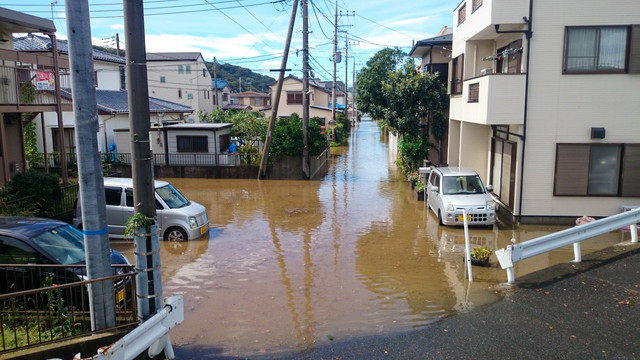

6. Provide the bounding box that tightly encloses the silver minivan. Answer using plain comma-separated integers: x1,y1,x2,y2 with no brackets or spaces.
426,167,496,226
73,177,209,241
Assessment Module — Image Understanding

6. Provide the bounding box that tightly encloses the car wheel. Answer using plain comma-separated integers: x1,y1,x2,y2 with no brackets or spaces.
165,227,187,242
438,210,443,226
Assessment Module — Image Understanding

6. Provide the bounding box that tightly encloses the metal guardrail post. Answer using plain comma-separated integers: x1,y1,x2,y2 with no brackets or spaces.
496,207,640,284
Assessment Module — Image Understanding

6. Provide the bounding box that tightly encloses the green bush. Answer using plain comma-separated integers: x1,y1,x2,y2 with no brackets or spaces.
2,170,62,217
271,114,326,156
399,135,428,170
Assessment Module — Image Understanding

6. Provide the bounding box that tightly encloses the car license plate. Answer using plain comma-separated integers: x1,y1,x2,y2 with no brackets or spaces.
200,226,208,235
457,214,472,222
117,289,125,303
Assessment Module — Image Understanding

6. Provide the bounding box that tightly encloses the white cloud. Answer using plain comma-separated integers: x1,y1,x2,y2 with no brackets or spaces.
110,24,125,30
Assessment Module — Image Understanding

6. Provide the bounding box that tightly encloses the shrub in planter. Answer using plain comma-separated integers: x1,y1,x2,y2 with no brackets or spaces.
3,170,62,217
470,245,492,266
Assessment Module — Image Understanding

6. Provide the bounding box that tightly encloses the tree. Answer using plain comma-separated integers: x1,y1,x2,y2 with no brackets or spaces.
381,59,448,137
271,114,325,156
355,47,405,121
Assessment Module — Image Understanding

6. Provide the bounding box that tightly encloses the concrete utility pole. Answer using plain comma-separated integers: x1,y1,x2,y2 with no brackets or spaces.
258,0,299,179
331,1,337,125
65,0,115,330
213,57,219,109
302,0,310,178
115,33,121,57
344,35,348,123
123,0,163,320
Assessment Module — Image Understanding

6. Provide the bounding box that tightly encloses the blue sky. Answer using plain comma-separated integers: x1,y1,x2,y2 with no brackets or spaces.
2,0,454,81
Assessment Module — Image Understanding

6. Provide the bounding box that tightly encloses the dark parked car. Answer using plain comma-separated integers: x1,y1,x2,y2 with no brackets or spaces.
0,217,133,309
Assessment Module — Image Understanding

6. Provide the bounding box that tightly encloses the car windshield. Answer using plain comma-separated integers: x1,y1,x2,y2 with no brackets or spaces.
31,224,86,265
156,184,190,209
443,175,485,195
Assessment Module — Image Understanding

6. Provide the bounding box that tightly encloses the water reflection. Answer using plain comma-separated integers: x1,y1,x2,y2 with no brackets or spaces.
110,121,625,358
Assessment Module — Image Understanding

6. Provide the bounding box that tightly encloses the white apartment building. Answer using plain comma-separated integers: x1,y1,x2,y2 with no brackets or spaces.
147,52,214,122
448,0,640,224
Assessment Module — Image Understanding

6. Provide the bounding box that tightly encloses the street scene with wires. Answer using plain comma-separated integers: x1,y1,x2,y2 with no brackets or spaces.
1,0,640,359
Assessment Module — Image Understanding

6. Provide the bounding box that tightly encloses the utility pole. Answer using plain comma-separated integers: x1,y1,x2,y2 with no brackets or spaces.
124,0,163,320
302,0,310,178
344,35,348,124
213,57,219,109
331,1,337,125
258,0,299,179
65,0,115,330
115,33,121,57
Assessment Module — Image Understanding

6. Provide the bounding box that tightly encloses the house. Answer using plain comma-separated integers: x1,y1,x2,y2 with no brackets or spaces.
147,52,214,121
408,26,453,165
113,122,238,166
447,0,640,223
13,35,127,159
213,79,231,110
262,75,340,125
229,91,270,109
0,7,71,187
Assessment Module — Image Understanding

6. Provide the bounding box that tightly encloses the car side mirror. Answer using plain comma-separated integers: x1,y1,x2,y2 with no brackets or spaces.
486,185,493,192
432,186,439,193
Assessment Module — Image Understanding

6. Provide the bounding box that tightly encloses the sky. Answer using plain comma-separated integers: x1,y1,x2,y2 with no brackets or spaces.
2,0,455,83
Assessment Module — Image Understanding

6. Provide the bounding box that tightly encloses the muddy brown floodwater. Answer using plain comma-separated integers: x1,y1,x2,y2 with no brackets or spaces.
111,121,624,358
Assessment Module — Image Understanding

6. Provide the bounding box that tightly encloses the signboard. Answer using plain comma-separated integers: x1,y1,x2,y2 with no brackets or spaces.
36,71,55,90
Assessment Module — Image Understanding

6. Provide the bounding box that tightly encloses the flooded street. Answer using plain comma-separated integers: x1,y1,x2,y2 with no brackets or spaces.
112,121,624,358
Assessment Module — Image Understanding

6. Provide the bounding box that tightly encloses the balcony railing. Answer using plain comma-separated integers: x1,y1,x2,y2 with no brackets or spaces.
450,73,525,125
0,48,71,107
0,264,137,355
103,152,247,167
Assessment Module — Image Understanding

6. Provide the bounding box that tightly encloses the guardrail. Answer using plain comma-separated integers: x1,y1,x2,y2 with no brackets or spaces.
495,207,640,283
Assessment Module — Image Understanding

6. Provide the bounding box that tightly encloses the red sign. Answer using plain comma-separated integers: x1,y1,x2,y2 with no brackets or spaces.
36,72,55,90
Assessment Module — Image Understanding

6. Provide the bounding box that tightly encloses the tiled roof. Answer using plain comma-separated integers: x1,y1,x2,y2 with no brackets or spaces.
13,35,126,64
59,89,192,114
408,33,453,57
223,104,253,110
147,52,202,62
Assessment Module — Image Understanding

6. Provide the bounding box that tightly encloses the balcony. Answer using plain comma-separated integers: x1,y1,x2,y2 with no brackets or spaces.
450,73,525,125
0,48,71,112
455,0,530,41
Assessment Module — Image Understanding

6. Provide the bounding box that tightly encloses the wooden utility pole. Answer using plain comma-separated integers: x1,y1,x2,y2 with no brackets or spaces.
258,0,299,179
302,0,310,178
115,33,121,56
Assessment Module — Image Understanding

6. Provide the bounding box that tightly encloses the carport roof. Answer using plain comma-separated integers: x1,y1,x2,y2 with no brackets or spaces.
59,89,193,115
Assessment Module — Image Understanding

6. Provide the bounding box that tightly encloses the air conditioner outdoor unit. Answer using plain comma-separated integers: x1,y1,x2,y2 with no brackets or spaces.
480,68,493,75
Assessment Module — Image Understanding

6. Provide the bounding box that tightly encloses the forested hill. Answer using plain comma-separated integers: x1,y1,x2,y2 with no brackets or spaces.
207,62,275,93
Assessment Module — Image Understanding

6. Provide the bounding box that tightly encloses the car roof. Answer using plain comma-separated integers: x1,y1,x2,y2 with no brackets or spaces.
103,177,169,188
434,167,480,176
0,217,69,240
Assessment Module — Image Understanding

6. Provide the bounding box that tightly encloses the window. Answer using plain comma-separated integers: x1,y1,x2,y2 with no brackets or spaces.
564,26,629,73
187,93,193,99
496,39,523,74
160,76,166,83
468,83,479,102
119,65,126,90
450,54,464,95
186,65,191,74
177,135,208,152
472,0,482,12
178,89,182,98
178,65,184,74
554,144,640,196
202,68,206,78
94,70,98,87
104,187,122,206
458,3,466,26
287,92,303,104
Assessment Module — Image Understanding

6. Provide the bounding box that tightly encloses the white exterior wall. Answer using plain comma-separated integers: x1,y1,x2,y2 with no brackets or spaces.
95,62,122,91
147,55,213,121
521,0,640,217
450,0,640,219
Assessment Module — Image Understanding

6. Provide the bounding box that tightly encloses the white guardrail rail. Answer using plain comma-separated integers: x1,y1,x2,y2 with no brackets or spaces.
73,295,184,360
495,207,640,284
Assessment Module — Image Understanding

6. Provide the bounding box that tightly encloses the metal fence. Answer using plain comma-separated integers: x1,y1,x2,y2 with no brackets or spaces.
0,264,138,355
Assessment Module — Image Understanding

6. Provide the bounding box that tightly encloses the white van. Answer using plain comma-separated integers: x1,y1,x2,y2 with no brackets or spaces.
426,167,496,226
73,177,209,241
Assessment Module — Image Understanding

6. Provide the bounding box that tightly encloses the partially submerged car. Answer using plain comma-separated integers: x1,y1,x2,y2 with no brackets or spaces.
0,216,133,307
73,177,209,241
426,167,496,226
